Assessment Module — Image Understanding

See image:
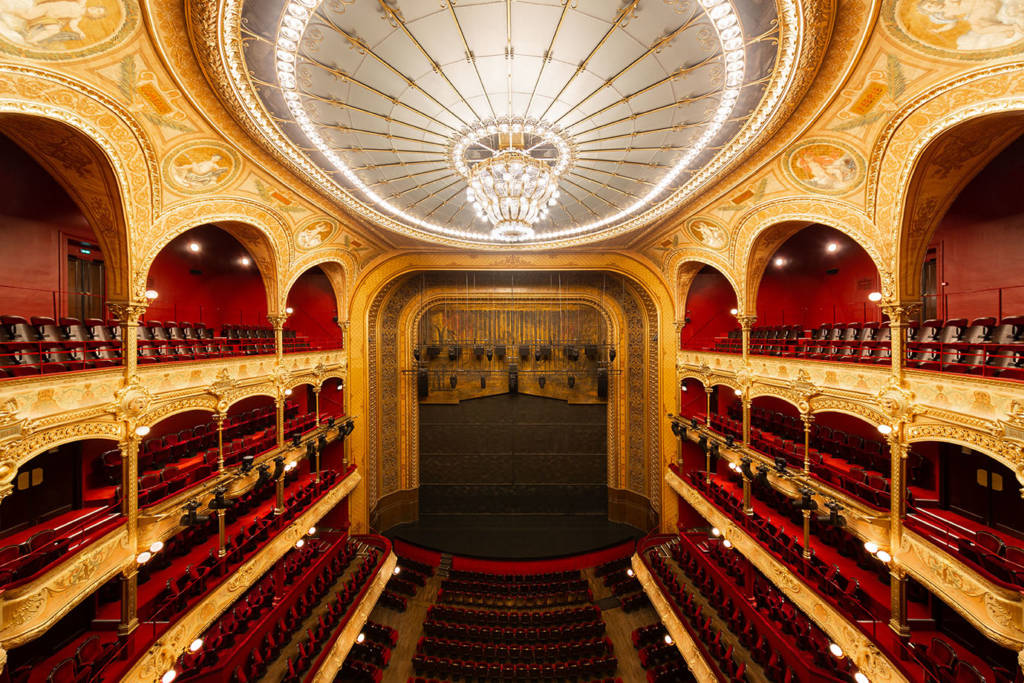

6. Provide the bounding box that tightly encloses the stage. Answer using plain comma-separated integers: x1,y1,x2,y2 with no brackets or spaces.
385,513,643,560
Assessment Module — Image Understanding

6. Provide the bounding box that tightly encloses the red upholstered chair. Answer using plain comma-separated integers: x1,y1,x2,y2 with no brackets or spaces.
47,658,77,683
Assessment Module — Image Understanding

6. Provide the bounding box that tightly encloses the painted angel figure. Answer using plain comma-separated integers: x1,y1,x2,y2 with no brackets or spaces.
0,0,107,46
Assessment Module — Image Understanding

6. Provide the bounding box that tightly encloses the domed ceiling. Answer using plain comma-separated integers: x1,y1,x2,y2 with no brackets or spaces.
211,0,798,248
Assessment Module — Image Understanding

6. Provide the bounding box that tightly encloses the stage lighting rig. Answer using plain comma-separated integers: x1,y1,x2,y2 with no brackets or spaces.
740,456,754,479
725,434,735,447
798,487,818,511
774,455,788,473
824,499,846,528
256,463,271,485
271,456,285,480
240,454,255,474
180,499,209,526
208,486,233,511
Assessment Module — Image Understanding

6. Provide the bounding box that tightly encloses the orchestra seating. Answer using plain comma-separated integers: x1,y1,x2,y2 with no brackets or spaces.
0,316,315,377
709,317,1024,379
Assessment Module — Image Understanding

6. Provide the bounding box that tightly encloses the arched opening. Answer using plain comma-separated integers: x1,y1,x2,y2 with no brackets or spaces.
0,118,130,377
906,131,1024,378
137,409,219,508
678,264,739,352
751,224,883,359
222,395,279,467
143,224,272,361
284,264,342,352
0,438,120,589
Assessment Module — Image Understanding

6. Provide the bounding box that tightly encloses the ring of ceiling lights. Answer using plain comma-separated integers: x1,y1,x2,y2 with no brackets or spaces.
216,0,801,248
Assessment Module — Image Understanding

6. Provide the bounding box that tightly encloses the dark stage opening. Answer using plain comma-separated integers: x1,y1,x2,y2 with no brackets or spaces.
387,393,640,559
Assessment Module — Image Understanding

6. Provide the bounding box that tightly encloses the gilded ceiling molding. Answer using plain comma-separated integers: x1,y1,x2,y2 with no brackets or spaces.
866,64,1024,296
729,196,889,307
0,65,160,301
185,0,821,249
142,197,291,308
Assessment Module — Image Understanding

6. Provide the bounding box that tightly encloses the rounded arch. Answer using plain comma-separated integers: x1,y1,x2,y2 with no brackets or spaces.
731,198,888,309
808,397,888,427
140,398,219,427
665,251,742,321
142,198,291,311
869,67,1024,299
906,421,1024,486
284,252,355,322
0,66,160,302
1,422,123,493
220,386,279,414
748,386,804,414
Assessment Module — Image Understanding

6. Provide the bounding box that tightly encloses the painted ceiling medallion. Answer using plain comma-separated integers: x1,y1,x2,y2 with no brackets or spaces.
235,0,789,246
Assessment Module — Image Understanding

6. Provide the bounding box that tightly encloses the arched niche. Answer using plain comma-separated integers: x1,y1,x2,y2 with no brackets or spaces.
679,263,740,351
284,264,342,350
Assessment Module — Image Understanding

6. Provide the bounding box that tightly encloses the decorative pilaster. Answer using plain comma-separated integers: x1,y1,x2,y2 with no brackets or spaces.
737,314,757,363
889,564,911,637
107,301,148,381
118,569,139,636
119,437,140,554
880,303,920,382
674,320,685,349
268,313,288,362
888,434,909,551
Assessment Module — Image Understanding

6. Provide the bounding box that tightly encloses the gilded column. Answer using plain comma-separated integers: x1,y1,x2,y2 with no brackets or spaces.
889,564,911,637
737,314,756,364
880,303,919,381
741,396,751,447
313,384,322,425
704,385,713,427
215,412,226,472
107,301,147,382
275,397,286,449
118,433,141,636
801,413,814,473
888,435,909,552
268,313,288,363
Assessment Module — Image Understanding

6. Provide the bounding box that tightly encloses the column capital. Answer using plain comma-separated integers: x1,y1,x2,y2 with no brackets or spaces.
880,301,922,325
736,314,757,330
106,300,148,324
800,412,815,426
267,313,289,330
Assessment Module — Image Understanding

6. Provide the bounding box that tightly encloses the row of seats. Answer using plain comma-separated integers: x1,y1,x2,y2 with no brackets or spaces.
422,620,606,645
446,568,581,585
906,514,1024,590
425,605,601,628
0,315,314,378
907,636,1007,683
411,653,619,681
437,586,593,608
441,576,589,596
414,636,612,664
38,635,118,683
712,317,1024,379
632,622,693,683
0,511,121,589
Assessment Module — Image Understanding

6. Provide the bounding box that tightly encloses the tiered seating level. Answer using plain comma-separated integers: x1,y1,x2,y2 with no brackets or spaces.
0,316,319,378
709,317,1024,379
638,533,858,683
412,568,621,682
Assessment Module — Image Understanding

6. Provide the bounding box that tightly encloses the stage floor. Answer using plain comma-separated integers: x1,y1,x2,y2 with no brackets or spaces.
385,513,643,560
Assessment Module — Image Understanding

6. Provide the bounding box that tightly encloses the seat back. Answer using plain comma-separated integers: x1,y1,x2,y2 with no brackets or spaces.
939,318,969,344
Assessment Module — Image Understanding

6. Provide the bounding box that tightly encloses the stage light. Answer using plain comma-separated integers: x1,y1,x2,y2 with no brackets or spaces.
162,670,177,683
711,527,721,537
145,289,159,300
189,638,204,652
828,642,843,658
854,673,869,683
868,291,882,302
295,539,305,548
826,242,838,253
188,242,201,253
663,635,673,645
135,425,151,437
774,257,785,267
286,306,294,314
239,256,251,266
877,424,892,435
356,633,366,644
729,308,738,315
876,550,892,564
137,551,152,564
308,526,316,535
864,541,879,555
149,541,164,554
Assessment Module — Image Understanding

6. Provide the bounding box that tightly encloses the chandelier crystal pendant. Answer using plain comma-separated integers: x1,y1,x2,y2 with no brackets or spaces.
451,118,573,242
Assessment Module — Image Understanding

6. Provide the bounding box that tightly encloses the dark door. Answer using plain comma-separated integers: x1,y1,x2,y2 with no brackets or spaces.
0,444,80,533
67,254,104,320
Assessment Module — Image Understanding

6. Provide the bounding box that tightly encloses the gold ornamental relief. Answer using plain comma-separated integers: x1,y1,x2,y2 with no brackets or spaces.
882,0,1024,60
0,0,139,61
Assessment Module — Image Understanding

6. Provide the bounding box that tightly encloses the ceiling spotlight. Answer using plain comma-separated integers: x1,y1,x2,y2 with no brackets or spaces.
188,242,201,253
149,541,164,554
854,673,870,683
876,550,892,564
877,424,893,435
868,291,882,302
286,306,294,314
729,308,738,316
864,541,879,555
145,289,159,300
663,634,673,645
189,638,204,652
135,425,150,437
240,256,251,266
626,568,634,578
393,566,401,575
828,642,844,658
826,242,838,253
711,527,721,537
356,633,366,644
773,257,785,267
161,670,177,683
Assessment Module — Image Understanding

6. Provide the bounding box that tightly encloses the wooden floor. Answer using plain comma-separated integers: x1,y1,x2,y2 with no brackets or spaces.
361,567,661,683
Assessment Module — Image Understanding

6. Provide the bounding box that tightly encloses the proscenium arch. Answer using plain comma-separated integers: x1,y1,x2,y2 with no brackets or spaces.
140,198,292,311
892,113,1024,301
733,201,888,311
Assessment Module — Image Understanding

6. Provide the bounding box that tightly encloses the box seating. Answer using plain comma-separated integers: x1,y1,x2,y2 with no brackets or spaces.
0,314,318,379
710,316,1024,380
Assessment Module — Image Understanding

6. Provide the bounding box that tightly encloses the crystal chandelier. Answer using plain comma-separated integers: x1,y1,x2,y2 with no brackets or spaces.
451,118,573,242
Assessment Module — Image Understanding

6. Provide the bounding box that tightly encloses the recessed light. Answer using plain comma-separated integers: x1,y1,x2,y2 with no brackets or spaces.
773,257,785,267
826,242,838,253
188,242,201,253
240,256,251,266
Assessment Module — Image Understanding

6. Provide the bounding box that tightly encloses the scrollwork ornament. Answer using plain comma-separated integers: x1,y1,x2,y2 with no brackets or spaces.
209,368,238,401
111,376,152,423
875,375,916,423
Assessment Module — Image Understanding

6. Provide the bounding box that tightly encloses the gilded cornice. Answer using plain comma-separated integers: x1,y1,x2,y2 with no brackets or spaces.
121,471,363,683
666,468,909,683
307,551,396,683
631,554,720,683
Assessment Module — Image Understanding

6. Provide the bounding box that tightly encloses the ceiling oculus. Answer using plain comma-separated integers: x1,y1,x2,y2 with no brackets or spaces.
239,0,784,245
